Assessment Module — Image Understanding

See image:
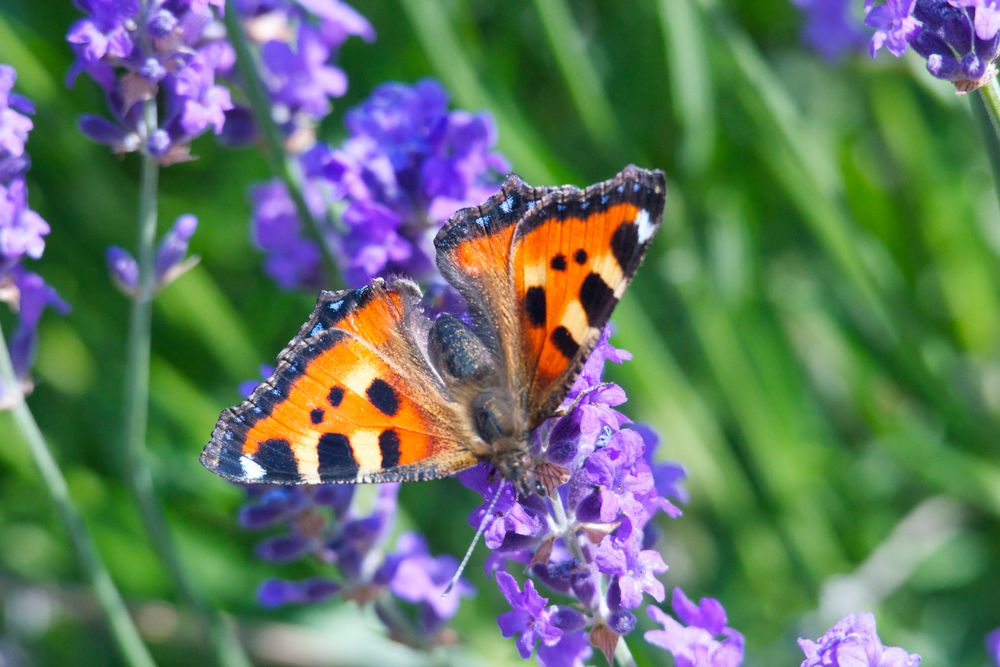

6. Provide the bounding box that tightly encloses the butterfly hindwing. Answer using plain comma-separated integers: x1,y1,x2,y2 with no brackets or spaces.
201,278,478,485
512,166,666,421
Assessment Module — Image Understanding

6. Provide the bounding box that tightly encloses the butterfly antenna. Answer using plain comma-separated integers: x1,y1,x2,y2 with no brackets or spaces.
442,482,503,597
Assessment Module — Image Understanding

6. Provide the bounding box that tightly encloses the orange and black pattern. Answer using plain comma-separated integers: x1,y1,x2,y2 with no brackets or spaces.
202,166,666,488
201,279,477,485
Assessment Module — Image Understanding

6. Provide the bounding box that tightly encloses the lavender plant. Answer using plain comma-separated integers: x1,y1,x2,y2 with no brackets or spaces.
250,78,508,291
865,0,1000,92
798,613,922,667
0,65,69,398
67,1,248,664
0,62,155,667
791,0,867,59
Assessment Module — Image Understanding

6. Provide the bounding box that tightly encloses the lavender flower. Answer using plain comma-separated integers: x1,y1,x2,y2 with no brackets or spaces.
324,79,508,286
239,479,472,648
792,0,867,59
251,79,509,290
798,612,922,666
496,571,563,659
988,627,1000,666
865,0,1000,92
455,327,683,664
645,588,745,667
231,0,374,146
0,65,68,399
249,180,323,289
106,214,200,296
68,0,234,162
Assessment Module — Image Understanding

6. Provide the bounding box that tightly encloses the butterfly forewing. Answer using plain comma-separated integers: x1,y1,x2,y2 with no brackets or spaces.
201,278,478,485
511,167,666,421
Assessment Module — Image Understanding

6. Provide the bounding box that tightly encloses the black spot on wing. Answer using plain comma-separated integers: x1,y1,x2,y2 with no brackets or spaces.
317,433,358,479
580,273,618,328
574,249,588,264
255,438,299,477
310,408,325,424
366,378,399,416
379,429,401,468
328,386,344,407
525,286,546,327
610,221,640,275
551,326,580,359
551,254,567,271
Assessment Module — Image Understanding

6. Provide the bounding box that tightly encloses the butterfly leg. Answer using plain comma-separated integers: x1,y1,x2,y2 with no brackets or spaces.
549,382,615,419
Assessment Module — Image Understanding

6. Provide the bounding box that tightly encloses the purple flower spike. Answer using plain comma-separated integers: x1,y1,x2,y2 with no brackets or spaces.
68,0,234,162
865,0,1000,91
250,180,323,290
792,0,867,59
323,78,508,287
0,64,67,397
866,0,920,56
496,571,562,659
645,588,745,667
798,612,921,667
987,627,1000,666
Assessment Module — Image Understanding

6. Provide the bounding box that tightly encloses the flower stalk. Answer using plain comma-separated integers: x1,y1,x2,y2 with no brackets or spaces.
0,321,156,667
117,99,251,667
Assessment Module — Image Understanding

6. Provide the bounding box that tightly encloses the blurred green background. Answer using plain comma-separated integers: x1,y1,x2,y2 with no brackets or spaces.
1,0,999,665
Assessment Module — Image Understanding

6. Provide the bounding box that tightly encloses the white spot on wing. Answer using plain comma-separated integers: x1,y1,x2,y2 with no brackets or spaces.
500,195,514,214
294,435,321,483
342,364,379,397
636,209,655,243
240,456,266,481
560,301,591,342
524,261,547,288
351,430,382,474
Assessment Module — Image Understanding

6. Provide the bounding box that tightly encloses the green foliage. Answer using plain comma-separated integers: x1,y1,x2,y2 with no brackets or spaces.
1,0,998,665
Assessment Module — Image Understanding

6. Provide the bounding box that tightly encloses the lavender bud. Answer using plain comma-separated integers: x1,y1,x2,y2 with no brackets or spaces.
254,534,313,562
154,214,198,288
105,246,138,295
610,610,636,636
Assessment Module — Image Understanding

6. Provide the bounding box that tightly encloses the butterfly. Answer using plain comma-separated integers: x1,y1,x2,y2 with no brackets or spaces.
201,165,666,496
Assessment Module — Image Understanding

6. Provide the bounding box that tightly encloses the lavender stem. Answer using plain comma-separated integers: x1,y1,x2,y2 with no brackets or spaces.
0,321,156,667
118,98,251,667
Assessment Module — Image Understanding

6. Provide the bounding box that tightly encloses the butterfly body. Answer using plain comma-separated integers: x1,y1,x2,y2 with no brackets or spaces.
201,166,666,495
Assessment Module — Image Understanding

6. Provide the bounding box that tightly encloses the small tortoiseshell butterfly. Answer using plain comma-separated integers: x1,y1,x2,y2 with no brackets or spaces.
201,166,666,495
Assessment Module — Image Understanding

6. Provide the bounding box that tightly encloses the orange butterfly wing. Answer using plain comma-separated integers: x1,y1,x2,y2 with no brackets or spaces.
437,165,666,426
512,167,666,420
201,278,478,484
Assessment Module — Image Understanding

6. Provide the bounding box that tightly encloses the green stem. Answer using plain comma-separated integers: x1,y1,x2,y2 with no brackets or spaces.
222,0,343,288
613,639,637,667
975,78,1000,209
119,100,251,667
0,325,156,667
